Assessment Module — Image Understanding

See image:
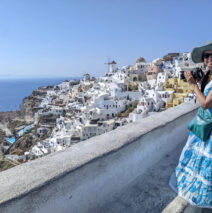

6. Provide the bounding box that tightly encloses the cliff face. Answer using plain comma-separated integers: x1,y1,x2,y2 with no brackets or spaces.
19,87,48,120
38,114,58,125
0,112,18,137
32,89,47,97
0,112,18,123
9,134,37,155
2,87,55,155
19,95,43,120
9,127,53,155
0,129,5,146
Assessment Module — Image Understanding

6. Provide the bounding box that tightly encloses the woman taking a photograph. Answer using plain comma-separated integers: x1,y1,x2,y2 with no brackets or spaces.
172,41,212,210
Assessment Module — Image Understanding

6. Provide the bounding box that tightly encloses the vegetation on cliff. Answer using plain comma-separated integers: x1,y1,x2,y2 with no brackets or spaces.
9,134,36,155
127,84,139,91
7,120,27,134
117,101,138,118
0,160,15,172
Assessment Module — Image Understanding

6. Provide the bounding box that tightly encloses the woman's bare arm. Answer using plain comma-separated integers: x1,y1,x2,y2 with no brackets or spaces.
193,84,212,109
185,71,212,109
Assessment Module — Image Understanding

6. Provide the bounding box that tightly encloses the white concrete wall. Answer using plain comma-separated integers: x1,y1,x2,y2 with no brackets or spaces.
0,103,198,213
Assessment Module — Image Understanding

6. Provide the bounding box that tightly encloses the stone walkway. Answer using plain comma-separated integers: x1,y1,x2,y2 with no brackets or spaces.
92,141,211,213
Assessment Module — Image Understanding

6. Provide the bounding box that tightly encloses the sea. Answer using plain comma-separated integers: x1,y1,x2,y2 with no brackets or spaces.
0,77,80,112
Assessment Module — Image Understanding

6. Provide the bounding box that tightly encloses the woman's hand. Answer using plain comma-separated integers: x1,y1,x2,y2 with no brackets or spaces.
184,71,197,85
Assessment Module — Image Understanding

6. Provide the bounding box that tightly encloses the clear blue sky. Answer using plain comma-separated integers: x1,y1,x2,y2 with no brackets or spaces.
0,0,211,78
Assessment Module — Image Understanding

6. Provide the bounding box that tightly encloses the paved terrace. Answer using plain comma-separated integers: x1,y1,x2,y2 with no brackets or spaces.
0,102,210,213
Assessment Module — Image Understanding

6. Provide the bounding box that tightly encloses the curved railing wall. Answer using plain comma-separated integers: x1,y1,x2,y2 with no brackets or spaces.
0,103,198,213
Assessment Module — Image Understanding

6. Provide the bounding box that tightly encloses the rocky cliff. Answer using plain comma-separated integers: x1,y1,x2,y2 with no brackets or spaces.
0,111,18,123
9,133,37,155
0,129,5,146
19,91,44,121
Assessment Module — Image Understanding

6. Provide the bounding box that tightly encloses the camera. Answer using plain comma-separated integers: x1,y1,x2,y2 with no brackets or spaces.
180,68,204,81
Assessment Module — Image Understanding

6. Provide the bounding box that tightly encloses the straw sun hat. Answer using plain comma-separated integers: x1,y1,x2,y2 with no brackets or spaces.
191,41,212,63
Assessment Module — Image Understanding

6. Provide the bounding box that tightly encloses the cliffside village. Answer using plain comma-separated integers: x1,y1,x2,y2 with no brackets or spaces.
0,52,203,168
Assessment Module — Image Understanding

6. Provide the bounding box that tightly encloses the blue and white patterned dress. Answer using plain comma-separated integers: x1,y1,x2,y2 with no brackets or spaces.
175,80,212,208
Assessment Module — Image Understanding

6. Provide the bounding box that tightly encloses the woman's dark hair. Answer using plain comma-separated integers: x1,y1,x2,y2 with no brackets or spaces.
201,70,210,93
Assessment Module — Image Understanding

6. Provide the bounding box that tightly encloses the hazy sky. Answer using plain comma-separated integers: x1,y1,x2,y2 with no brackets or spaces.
0,0,211,78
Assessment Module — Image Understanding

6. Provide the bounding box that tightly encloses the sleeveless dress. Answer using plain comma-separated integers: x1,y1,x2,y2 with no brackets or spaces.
173,80,212,209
